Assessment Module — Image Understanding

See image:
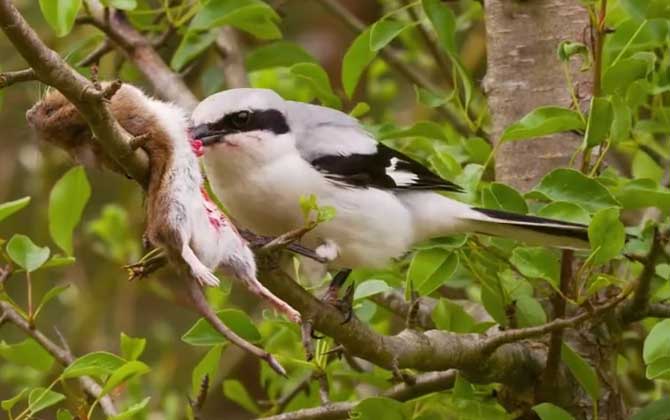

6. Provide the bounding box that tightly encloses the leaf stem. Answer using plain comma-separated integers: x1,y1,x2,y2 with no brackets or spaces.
26,271,33,328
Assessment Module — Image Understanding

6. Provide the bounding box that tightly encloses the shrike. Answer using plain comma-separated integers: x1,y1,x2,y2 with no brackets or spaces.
190,88,588,289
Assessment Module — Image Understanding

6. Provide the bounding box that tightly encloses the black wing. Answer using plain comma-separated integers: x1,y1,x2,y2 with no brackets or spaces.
310,143,463,192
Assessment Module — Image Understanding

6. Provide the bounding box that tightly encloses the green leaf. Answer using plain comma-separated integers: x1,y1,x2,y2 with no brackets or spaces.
588,207,625,265
615,179,670,212
532,402,575,420
350,102,370,118
557,41,589,62
192,345,222,397
223,379,260,414
290,63,341,109
501,107,584,142
42,255,76,269
537,202,591,225
515,295,547,327
369,19,412,52
583,97,612,147
632,150,664,183
510,247,560,289
352,397,407,420
181,309,261,346
108,397,150,420
643,319,670,365
421,0,472,107
6,234,50,273
120,333,146,361
57,409,74,420
561,343,600,401
631,398,670,420
34,285,70,319
190,0,281,39
645,357,670,380
0,339,54,371
101,361,150,397
61,351,125,380
28,388,65,415
610,95,632,143
528,168,619,212
431,298,476,333
38,0,82,37
0,197,30,223
246,41,316,71
170,30,217,71
1,388,28,411
620,0,670,21
408,250,459,296
481,183,528,214
422,0,456,54
603,58,650,95
101,0,137,10
342,28,376,98
354,279,392,301
49,166,91,256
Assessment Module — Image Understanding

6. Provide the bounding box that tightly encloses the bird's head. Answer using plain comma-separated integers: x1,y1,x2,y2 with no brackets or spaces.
190,88,296,165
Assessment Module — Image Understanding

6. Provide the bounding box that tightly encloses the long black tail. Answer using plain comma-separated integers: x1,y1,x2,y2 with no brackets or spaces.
468,207,590,250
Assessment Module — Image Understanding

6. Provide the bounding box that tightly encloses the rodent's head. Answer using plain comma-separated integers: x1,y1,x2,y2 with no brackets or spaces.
26,88,101,166
27,85,141,172
26,89,89,145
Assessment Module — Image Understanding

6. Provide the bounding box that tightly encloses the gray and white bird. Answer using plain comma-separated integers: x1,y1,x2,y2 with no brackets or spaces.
190,88,588,276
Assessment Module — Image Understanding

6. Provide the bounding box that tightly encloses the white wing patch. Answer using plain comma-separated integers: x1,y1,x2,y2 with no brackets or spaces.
386,157,419,186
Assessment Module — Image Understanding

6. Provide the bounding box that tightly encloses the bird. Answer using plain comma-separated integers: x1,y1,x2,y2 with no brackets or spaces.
189,88,589,307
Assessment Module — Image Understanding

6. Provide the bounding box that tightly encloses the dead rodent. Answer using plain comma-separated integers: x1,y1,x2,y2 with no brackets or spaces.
26,83,301,323
26,83,156,175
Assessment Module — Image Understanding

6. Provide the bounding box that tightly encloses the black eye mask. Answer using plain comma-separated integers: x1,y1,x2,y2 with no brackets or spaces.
190,109,289,146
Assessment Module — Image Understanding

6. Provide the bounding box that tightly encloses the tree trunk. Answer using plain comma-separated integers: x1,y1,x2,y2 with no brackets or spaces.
484,1,627,418
484,0,587,192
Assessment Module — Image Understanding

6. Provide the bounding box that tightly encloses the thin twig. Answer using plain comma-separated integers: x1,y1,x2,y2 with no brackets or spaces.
77,40,113,67
260,370,457,420
0,68,37,88
184,276,287,376
537,249,573,401
620,228,664,323
401,0,452,79
0,301,118,416
315,0,471,136
481,286,632,354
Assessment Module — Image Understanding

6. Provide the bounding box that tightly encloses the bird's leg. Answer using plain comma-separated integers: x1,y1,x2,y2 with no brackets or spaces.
321,269,354,324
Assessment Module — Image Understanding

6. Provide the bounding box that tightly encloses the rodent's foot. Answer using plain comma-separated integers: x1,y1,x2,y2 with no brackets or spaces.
192,268,220,288
286,308,302,324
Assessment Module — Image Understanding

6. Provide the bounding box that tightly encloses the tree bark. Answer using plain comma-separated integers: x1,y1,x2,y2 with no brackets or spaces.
484,0,588,192
484,2,627,418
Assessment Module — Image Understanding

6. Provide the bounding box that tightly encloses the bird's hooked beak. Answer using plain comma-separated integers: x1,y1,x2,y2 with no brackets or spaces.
189,124,233,146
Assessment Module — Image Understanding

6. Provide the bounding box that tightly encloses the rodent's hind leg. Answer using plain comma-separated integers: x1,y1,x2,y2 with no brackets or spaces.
241,274,302,324
181,244,220,287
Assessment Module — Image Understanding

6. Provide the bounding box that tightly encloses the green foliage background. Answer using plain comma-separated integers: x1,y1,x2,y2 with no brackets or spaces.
0,0,669,419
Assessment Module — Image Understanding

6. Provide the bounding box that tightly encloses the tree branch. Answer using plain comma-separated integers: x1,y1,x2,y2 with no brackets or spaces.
0,0,149,185
261,370,457,420
0,301,118,416
0,68,36,88
215,27,249,89
80,0,198,110
371,290,436,330
620,229,663,323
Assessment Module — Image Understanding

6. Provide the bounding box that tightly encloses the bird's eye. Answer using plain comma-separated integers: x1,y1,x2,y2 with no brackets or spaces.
231,111,251,129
